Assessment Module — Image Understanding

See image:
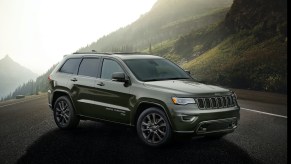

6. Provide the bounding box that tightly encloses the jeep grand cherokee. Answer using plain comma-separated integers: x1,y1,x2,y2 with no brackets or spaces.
48,52,240,147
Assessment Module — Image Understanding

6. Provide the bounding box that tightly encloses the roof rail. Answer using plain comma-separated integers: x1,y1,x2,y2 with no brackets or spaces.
72,51,150,55
73,50,111,55
112,52,150,55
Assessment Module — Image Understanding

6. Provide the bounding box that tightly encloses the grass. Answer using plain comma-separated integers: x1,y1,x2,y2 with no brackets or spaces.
183,32,287,93
161,7,230,29
232,88,287,105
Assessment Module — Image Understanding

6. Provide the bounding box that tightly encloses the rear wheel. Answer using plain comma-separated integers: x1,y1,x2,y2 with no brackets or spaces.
53,96,79,129
136,107,172,147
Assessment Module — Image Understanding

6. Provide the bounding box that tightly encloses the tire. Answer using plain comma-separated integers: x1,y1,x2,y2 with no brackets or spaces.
53,96,80,129
136,107,172,147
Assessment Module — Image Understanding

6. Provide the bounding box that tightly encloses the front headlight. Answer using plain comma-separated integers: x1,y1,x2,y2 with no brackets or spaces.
172,97,196,105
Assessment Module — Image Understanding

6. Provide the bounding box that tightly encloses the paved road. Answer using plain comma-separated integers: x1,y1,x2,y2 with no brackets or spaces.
0,95,287,164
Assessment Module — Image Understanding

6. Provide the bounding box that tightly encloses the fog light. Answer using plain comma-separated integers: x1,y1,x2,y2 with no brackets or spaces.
198,126,207,132
181,115,197,122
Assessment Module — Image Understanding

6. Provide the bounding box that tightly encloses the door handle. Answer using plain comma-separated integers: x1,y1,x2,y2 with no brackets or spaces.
96,82,105,86
70,78,78,82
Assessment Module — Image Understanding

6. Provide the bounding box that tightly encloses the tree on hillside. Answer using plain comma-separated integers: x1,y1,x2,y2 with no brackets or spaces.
2,64,56,101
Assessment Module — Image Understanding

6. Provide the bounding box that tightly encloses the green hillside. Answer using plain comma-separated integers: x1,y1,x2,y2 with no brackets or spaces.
183,33,287,93
78,0,232,52
147,21,230,64
153,0,287,93
78,0,287,93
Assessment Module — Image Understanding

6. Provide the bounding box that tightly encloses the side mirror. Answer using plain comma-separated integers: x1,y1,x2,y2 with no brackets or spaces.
185,70,191,75
112,72,127,82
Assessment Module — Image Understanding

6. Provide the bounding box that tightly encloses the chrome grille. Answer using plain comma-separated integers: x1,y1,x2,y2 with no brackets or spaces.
195,96,236,109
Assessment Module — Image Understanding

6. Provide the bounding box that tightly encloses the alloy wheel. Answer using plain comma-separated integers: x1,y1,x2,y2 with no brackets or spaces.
55,100,70,126
141,113,167,144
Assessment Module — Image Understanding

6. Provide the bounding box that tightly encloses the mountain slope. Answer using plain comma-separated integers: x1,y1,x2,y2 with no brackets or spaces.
2,64,56,101
181,0,287,93
0,55,38,98
78,0,287,93
78,0,233,52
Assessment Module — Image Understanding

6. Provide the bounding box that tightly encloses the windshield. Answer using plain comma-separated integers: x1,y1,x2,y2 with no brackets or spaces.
124,58,191,82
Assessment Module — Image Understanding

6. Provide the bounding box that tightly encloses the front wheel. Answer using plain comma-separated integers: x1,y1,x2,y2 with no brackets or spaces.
53,96,79,129
136,107,172,147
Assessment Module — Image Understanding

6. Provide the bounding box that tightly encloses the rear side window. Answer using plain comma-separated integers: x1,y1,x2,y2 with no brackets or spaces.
59,58,81,74
101,59,124,79
78,58,100,77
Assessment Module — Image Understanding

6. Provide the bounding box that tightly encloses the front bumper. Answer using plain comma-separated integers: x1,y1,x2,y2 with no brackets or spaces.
167,104,240,135
195,117,238,134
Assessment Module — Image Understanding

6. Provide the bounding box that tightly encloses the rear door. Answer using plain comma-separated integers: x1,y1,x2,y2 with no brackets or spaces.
57,58,82,89
91,58,132,124
69,57,101,116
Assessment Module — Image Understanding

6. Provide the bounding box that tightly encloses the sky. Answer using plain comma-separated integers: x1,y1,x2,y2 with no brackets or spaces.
0,0,157,75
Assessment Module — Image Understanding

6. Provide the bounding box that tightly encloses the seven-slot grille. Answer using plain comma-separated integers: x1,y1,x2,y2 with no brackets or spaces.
195,95,236,109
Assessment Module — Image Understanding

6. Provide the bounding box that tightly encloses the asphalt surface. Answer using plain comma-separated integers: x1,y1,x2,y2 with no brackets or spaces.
0,95,287,164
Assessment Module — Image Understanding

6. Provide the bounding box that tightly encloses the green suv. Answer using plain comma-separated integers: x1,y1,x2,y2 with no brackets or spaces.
48,52,240,146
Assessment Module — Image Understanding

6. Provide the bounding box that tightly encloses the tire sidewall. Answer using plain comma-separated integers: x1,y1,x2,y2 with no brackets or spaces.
53,96,77,129
136,107,172,147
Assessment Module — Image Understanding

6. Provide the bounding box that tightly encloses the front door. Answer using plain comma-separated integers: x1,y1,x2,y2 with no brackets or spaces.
92,58,132,124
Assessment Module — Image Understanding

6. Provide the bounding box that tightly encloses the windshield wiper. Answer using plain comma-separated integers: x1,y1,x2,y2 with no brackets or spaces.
161,77,190,80
144,77,190,82
144,79,161,82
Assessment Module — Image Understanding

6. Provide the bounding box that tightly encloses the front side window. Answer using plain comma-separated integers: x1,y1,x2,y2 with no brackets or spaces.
78,58,100,77
59,58,81,74
124,58,191,82
101,59,124,79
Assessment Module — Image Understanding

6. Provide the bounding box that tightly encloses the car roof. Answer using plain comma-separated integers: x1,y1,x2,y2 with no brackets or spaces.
64,52,163,60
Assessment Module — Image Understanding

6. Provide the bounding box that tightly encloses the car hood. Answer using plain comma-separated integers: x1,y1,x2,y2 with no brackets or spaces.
144,80,230,95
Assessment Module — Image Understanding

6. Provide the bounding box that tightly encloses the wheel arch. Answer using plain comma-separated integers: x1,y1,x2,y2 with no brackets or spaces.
51,90,76,112
133,101,173,129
